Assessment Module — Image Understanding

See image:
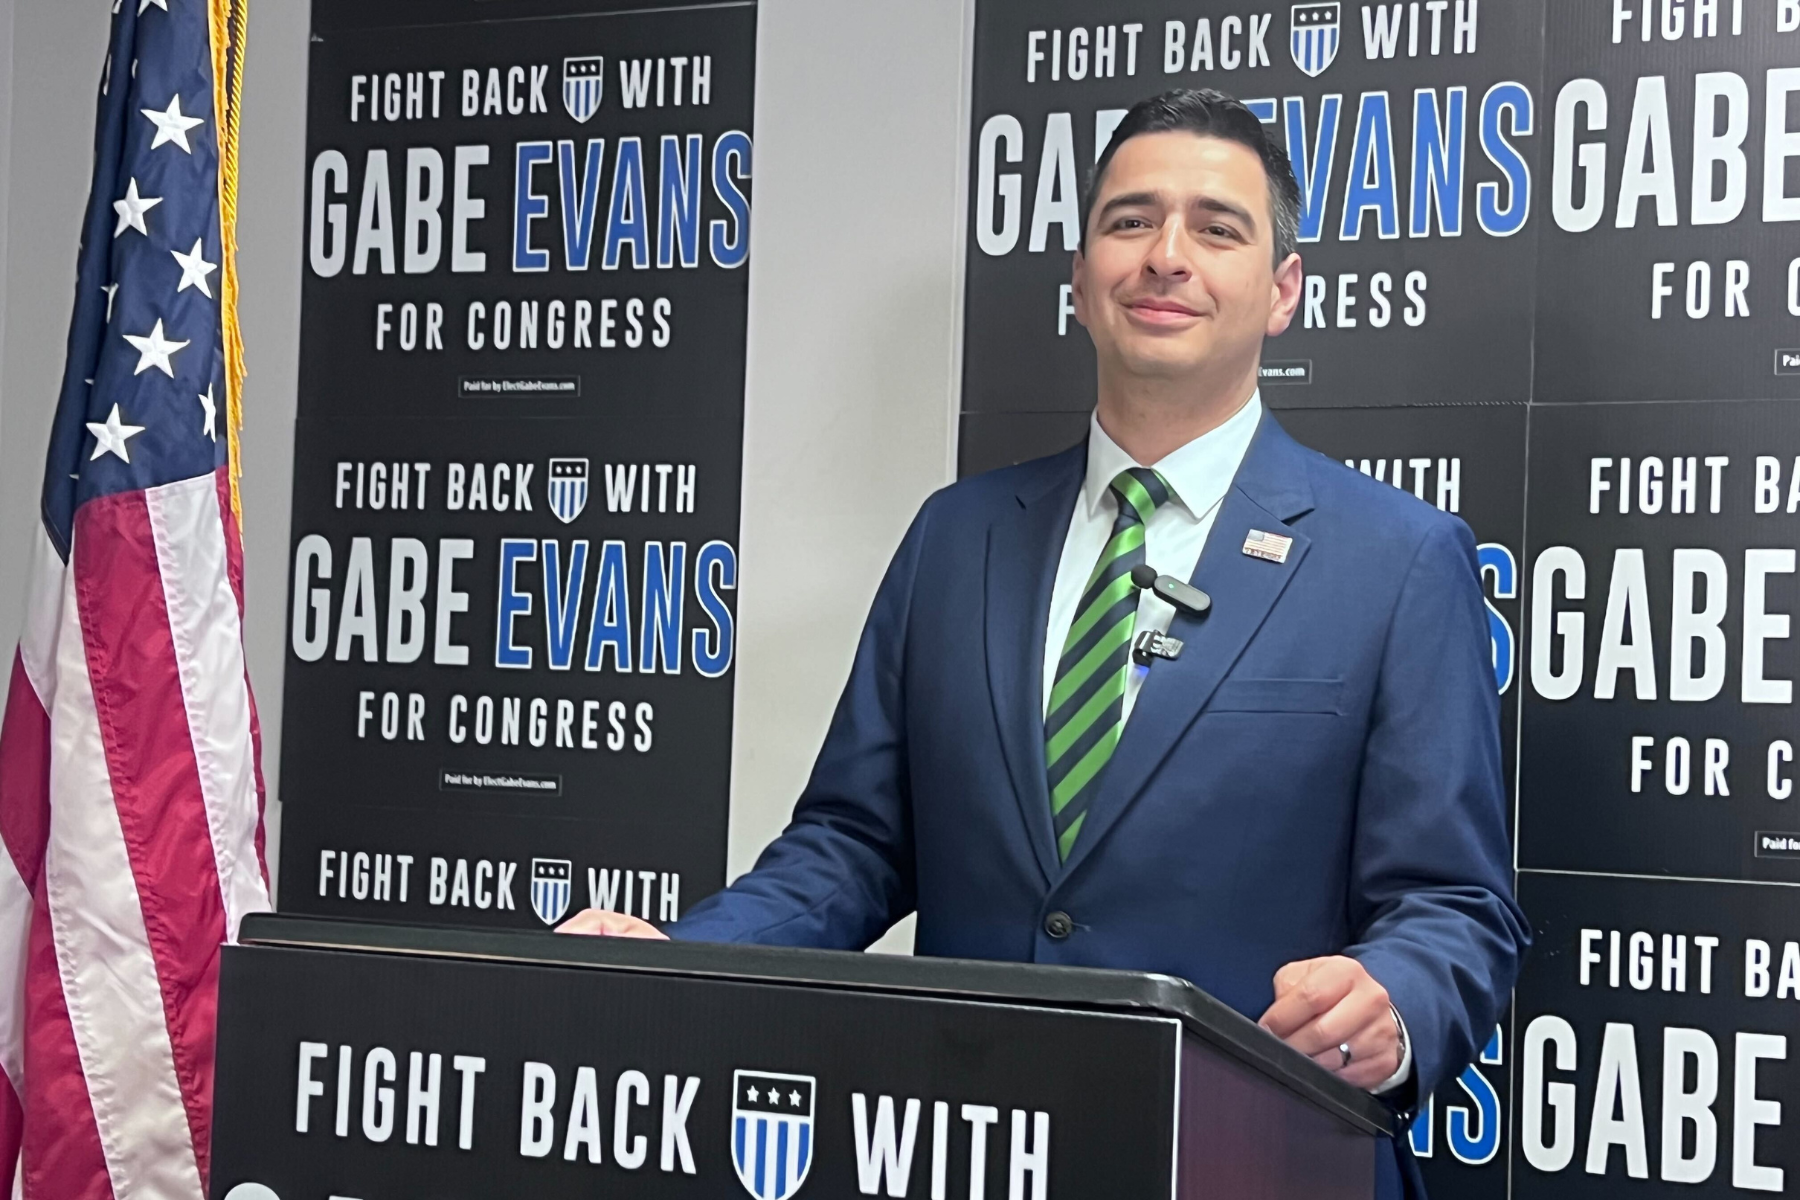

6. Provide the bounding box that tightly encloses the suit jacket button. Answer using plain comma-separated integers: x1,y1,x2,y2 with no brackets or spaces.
1044,911,1073,939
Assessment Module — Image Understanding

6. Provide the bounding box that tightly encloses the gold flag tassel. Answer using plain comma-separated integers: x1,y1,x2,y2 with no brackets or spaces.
208,0,249,521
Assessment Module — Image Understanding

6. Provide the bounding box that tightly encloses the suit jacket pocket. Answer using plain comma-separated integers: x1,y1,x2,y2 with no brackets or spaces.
1207,677,1344,714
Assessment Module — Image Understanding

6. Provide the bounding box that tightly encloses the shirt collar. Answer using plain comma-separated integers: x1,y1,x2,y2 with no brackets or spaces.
1082,390,1264,522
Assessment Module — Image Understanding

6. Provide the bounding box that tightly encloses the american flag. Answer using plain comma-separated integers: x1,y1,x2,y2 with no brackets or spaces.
0,2,265,1197
1241,528,1295,564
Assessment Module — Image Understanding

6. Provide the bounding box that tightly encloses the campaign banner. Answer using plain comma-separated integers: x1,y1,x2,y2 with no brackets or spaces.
1511,870,1799,1195
278,0,756,928
211,943,1182,1199
1535,0,1800,403
1518,400,1800,885
961,0,1543,439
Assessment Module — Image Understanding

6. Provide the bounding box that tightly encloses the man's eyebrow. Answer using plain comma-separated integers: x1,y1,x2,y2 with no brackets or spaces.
1194,196,1258,231
1095,191,1160,220
1094,191,1260,233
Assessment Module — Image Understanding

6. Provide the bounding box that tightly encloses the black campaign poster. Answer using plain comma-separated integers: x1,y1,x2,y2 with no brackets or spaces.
961,0,1545,478
211,945,1180,1199
1511,871,1799,1195
1518,400,1800,885
962,0,1800,1194
1535,1,1800,404
277,0,756,931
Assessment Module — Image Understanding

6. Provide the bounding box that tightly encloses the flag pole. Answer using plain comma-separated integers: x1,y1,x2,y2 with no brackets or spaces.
208,0,248,520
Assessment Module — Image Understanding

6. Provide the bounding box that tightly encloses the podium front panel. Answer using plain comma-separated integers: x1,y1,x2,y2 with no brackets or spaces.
1178,1039,1376,1200
211,943,1183,1198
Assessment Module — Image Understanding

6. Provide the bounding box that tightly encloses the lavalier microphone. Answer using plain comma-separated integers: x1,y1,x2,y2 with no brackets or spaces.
1129,564,1211,618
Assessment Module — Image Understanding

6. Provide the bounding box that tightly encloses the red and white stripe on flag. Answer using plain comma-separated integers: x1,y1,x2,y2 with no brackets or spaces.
3,0,265,1191
0,468,270,1198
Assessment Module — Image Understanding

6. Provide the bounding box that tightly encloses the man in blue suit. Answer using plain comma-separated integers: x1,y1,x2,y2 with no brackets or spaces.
562,88,1526,1197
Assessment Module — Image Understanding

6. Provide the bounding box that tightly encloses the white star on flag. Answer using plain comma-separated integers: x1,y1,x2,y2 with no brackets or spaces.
112,177,162,237
138,0,169,12
123,318,190,377
141,94,203,153
172,238,217,297
199,383,217,441
86,403,146,462
102,282,120,322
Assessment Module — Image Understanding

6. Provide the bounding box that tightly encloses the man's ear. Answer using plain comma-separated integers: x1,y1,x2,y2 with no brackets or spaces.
1266,251,1303,337
1070,249,1090,329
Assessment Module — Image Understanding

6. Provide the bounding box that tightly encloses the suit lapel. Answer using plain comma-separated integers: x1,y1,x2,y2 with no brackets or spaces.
1058,414,1318,880
985,444,1085,886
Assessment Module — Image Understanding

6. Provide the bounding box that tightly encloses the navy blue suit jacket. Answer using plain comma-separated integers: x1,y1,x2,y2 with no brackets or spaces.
673,413,1527,1198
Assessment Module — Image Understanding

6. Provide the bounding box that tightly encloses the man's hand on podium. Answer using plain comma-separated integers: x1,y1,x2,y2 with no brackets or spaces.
555,908,670,939
1257,955,1402,1092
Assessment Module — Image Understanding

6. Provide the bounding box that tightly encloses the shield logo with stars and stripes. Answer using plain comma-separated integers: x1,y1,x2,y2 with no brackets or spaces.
562,56,605,123
1289,3,1340,77
547,457,589,524
529,858,572,926
732,1071,815,1200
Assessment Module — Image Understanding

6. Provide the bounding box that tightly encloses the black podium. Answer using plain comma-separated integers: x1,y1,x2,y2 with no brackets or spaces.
211,913,1392,1200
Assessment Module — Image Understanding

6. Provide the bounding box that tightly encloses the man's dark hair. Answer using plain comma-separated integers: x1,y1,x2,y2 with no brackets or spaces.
1081,88,1301,269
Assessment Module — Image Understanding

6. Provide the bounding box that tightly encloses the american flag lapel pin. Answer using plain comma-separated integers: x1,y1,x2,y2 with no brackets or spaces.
1241,528,1294,564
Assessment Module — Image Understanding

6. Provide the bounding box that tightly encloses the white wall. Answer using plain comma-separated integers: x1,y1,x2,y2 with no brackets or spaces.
0,0,971,953
732,1,971,951
0,0,13,484
0,0,101,653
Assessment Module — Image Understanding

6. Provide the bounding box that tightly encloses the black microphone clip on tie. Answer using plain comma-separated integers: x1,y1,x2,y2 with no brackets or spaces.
1128,565,1211,666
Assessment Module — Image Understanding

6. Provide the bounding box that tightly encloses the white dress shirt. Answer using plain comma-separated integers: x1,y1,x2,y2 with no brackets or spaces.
1037,389,1414,1094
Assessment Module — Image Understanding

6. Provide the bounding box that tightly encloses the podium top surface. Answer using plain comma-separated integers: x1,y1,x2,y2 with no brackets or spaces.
239,913,1393,1137
312,0,756,33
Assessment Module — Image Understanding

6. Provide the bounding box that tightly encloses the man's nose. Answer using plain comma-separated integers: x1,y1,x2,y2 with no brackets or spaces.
1144,217,1195,279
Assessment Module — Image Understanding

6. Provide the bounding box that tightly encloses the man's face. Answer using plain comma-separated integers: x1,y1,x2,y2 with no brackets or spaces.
1072,131,1301,385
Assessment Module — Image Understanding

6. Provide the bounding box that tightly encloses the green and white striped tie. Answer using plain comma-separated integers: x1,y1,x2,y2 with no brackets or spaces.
1044,467,1173,862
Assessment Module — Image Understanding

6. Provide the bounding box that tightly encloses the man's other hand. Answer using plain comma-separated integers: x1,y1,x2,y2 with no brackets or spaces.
555,908,669,939
1257,955,1401,1091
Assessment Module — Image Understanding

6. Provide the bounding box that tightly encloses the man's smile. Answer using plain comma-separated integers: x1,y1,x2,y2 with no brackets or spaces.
1122,295,1206,325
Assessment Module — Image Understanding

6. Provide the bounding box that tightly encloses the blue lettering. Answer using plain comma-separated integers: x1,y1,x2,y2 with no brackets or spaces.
710,130,752,268
584,538,632,672
541,539,589,671
1341,91,1399,240
641,541,687,674
659,133,703,269
1478,543,1516,694
692,540,737,678
1410,87,1466,237
512,141,553,272
1283,94,1342,243
603,136,650,270
1410,1027,1504,1163
1447,1028,1503,1165
1478,82,1533,237
1408,1096,1434,1158
495,538,537,668
557,137,605,270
